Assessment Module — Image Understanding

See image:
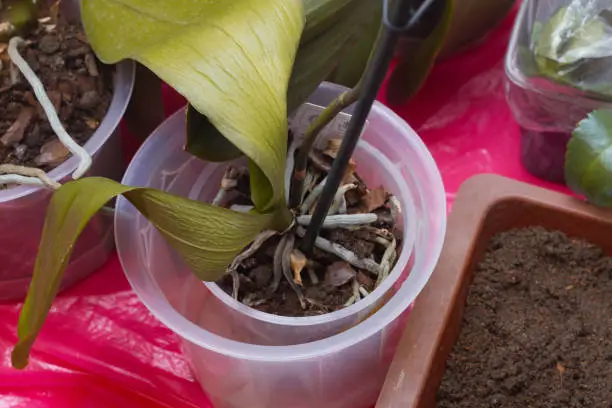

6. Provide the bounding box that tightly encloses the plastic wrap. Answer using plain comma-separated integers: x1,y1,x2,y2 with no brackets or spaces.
0,4,558,408
506,0,612,183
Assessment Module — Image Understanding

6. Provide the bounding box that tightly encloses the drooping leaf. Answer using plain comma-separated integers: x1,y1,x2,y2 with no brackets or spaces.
385,0,454,105
565,110,612,207
12,177,280,369
184,0,379,164
81,0,304,212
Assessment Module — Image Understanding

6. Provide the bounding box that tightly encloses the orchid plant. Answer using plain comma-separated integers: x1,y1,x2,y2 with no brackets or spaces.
10,0,452,369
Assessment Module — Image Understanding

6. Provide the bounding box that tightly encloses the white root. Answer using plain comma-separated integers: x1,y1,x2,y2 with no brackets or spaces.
231,270,240,300
297,213,378,229
307,268,319,285
300,176,327,214
212,167,242,206
0,164,60,189
230,204,254,213
376,237,397,286
389,195,402,224
328,184,356,215
8,37,91,180
343,295,356,307
284,138,299,204
359,286,369,298
295,226,381,275
301,170,316,204
352,280,360,300
226,230,278,274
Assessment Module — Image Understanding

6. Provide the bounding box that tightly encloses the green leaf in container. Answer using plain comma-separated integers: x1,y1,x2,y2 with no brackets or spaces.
385,0,454,105
11,177,279,369
81,0,304,212
565,110,612,207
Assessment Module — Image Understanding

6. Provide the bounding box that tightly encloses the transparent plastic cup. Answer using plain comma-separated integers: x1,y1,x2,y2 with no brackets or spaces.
116,82,446,408
505,0,612,184
0,0,135,301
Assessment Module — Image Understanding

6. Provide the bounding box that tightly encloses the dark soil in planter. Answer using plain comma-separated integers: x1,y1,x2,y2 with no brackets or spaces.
217,140,402,317
437,227,612,407
0,9,112,176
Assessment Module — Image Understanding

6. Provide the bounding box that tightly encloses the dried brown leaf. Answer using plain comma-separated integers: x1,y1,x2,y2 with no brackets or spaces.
290,249,307,286
84,53,99,77
85,117,99,129
556,362,565,375
1,108,35,146
323,138,342,158
362,186,387,212
325,261,356,287
35,139,70,167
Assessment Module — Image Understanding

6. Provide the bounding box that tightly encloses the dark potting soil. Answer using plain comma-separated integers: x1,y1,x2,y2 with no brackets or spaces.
0,11,112,175
217,142,402,317
437,227,612,407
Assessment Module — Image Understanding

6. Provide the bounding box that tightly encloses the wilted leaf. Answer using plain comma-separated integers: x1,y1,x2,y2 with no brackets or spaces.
565,110,612,207
81,0,304,212
12,177,279,369
385,0,453,105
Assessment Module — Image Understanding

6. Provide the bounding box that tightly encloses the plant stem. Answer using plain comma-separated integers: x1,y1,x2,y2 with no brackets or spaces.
301,0,420,254
288,80,363,209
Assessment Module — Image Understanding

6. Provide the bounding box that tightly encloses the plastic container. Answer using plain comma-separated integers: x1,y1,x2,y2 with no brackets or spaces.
377,174,612,407
115,82,446,408
505,0,612,184
0,0,135,301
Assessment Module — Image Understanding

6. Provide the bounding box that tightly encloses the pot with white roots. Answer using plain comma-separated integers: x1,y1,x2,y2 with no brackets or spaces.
115,82,446,408
0,0,135,300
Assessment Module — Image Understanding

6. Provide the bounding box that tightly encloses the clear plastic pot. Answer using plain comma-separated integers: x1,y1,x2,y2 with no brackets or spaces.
505,0,612,184
0,0,135,300
115,82,446,408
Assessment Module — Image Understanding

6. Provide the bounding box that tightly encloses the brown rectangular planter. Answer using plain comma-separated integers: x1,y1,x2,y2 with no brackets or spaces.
375,173,612,408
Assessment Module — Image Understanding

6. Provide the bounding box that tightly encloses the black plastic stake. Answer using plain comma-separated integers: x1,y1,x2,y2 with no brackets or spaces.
300,0,436,254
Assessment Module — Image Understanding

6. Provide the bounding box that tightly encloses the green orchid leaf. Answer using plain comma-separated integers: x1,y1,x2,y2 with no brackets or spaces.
12,177,277,369
185,105,243,163
385,0,454,105
81,0,304,212
565,110,612,207
184,0,379,164
328,2,382,88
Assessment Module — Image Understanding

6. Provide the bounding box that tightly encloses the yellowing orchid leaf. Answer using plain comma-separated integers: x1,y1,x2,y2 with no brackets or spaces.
12,177,278,369
81,0,304,212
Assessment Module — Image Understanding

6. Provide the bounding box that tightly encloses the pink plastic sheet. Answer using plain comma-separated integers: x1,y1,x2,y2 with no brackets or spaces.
0,5,570,407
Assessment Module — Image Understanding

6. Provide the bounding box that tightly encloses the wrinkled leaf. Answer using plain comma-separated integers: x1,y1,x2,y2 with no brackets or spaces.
385,0,454,105
12,177,278,369
565,110,612,207
81,0,304,212
185,0,379,164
